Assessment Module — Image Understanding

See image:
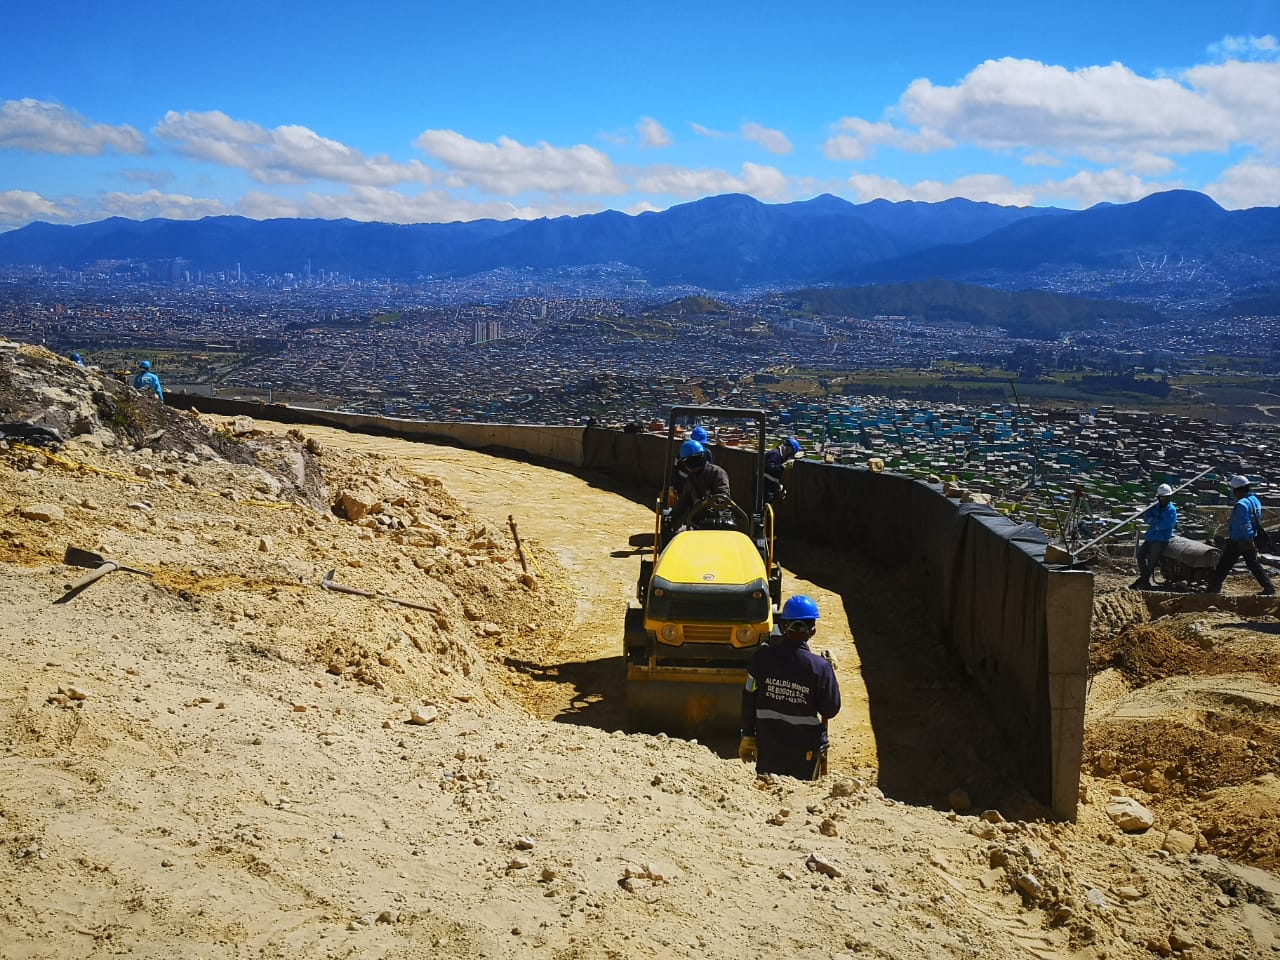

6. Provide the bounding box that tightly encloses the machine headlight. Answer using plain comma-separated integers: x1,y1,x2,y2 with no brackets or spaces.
734,625,756,645
660,623,680,642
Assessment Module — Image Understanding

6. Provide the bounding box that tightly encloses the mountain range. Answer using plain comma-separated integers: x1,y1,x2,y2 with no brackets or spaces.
2,190,1279,307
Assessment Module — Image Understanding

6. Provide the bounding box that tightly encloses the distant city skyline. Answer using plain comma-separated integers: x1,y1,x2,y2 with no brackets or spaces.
2,1,1278,232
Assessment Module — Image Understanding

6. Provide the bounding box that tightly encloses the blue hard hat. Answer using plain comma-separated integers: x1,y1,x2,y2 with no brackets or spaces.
785,437,801,455
679,439,705,459
780,594,820,621
139,360,151,370
690,426,709,443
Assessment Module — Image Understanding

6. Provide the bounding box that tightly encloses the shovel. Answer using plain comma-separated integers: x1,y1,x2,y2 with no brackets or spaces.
320,569,440,613
56,546,153,603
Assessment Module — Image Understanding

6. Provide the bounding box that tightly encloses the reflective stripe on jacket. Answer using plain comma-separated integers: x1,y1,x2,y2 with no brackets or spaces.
741,639,840,775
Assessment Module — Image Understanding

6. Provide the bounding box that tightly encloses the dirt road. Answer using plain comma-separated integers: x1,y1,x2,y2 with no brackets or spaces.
297,427,877,769
292,426,1044,815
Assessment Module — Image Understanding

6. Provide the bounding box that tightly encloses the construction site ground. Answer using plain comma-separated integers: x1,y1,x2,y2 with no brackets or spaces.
1,346,1278,959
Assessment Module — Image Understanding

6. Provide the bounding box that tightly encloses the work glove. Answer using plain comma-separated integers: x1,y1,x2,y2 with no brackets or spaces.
738,736,758,763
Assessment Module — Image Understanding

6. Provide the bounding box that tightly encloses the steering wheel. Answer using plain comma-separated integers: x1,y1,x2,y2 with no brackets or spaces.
687,493,750,531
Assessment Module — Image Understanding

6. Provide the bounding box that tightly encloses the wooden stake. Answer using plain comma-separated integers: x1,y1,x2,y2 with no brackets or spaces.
508,515,529,573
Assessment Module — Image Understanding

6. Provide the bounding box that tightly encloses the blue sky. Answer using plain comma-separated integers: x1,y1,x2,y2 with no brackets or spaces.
2,1,1278,231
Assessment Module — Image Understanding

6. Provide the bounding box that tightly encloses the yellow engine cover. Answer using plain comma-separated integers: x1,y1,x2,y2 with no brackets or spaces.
653,529,767,585
644,529,772,647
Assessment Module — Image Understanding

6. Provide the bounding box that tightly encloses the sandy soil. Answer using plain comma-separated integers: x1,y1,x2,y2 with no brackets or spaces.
1,343,1279,959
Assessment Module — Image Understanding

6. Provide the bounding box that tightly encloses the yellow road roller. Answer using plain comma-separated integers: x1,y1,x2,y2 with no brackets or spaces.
624,405,782,737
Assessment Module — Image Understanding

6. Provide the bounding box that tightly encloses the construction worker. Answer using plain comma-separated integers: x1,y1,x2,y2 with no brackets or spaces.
1207,475,1275,596
763,437,802,504
133,360,164,401
672,425,715,494
1131,483,1177,590
670,439,731,529
739,594,841,780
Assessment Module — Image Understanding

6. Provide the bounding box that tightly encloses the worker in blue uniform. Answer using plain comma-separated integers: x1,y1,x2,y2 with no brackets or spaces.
1131,483,1177,590
1207,475,1275,595
133,360,164,401
739,594,841,779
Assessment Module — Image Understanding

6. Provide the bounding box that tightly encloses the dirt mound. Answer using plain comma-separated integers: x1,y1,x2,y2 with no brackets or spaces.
0,342,327,510
0,347,565,715
1090,618,1280,685
1090,587,1150,637
1086,570,1280,872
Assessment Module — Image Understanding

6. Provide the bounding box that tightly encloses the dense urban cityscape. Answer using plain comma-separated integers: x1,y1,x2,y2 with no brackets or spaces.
2,265,1278,541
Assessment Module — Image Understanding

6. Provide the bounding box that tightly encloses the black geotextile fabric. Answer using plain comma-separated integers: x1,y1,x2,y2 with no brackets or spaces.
955,502,1051,560
946,500,1054,796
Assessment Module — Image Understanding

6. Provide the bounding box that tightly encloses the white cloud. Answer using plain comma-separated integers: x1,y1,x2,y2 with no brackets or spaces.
844,174,914,202
636,161,790,200
237,186,590,224
1207,34,1279,62
847,168,1170,209
741,122,792,155
414,130,627,195
98,189,231,220
636,117,672,148
1118,152,1177,177
624,199,663,215
1204,160,1280,209
901,58,1237,155
1036,169,1169,207
823,117,953,160
689,122,728,138
0,99,145,156
1182,60,1280,150
1070,147,1178,176
155,111,432,186
847,172,1036,206
823,134,871,162
0,189,76,230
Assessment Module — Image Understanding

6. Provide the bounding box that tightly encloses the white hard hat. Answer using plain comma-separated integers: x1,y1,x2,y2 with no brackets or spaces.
1228,474,1251,490
1156,483,1173,497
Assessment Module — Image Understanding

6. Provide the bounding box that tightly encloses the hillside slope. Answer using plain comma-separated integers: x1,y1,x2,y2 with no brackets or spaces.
0,342,1277,959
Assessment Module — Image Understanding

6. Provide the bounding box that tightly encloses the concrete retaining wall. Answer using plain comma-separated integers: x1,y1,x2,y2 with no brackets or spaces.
168,394,1091,818
168,395,585,467
736,455,1089,817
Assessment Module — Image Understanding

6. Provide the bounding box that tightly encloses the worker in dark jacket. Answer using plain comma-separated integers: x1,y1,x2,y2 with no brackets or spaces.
672,427,715,495
1207,475,1275,595
670,439,731,528
739,594,841,779
763,437,802,505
